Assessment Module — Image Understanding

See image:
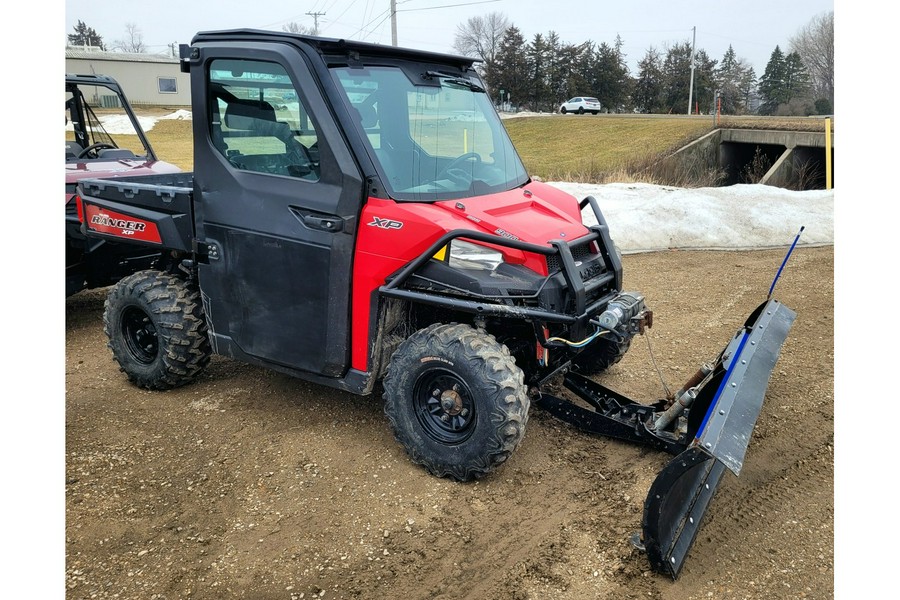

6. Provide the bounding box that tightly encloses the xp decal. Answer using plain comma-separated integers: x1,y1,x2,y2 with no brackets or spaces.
368,216,404,230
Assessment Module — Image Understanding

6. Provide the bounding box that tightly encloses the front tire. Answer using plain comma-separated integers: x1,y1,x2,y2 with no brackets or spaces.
104,270,211,390
577,107,585,114
572,336,631,375
383,323,529,481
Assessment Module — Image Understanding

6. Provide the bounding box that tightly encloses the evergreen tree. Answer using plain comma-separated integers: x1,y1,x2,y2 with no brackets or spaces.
783,51,812,101
633,47,663,113
691,49,718,113
525,33,551,111
68,20,105,50
545,32,567,105
556,42,589,101
613,35,634,111
774,51,815,115
739,66,758,114
716,45,745,114
491,26,530,109
661,42,693,113
591,39,630,112
758,46,813,115
569,42,594,100
660,41,717,114
758,46,789,114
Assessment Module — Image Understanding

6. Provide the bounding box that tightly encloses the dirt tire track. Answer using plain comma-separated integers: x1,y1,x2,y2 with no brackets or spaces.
66,247,833,599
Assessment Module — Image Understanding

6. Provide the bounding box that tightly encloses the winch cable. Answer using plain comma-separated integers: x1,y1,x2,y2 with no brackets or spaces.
644,330,672,399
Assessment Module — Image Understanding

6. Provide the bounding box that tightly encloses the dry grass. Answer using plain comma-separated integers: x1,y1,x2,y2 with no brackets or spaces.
717,115,834,132
144,119,194,170
134,110,832,185
502,116,713,183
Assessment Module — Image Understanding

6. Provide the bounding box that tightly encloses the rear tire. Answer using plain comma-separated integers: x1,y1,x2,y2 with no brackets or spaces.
104,270,211,390
383,323,529,481
573,336,631,375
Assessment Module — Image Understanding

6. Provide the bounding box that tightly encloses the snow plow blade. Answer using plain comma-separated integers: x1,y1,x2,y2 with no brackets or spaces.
536,298,795,578
642,298,795,577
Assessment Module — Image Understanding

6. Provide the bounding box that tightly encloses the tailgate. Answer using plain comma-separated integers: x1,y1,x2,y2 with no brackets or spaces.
76,173,195,253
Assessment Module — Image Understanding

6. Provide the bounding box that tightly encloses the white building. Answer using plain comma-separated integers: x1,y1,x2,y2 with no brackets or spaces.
65,47,191,107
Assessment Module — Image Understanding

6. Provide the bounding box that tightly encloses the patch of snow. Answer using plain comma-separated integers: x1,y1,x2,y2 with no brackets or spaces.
547,181,833,253
159,109,193,121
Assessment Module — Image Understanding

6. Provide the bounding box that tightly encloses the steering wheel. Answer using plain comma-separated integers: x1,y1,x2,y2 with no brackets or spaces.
436,152,482,184
285,138,315,178
77,142,117,158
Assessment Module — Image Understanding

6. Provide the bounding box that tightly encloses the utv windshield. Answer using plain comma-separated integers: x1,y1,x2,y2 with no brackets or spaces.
331,66,529,201
65,83,151,161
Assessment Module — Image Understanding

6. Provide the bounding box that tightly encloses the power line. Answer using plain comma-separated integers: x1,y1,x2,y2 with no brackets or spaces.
348,6,391,39
397,0,501,12
320,0,360,34
360,11,394,42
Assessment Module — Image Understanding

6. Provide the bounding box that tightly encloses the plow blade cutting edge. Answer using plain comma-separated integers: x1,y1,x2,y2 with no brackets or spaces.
536,298,796,578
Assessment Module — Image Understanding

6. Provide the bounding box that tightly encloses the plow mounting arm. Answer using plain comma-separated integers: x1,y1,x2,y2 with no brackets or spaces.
536,298,796,578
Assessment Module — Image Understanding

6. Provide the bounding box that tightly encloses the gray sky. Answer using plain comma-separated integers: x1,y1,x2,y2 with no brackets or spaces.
64,0,834,75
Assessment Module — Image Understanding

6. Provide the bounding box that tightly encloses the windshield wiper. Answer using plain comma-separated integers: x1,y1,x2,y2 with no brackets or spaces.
424,70,485,93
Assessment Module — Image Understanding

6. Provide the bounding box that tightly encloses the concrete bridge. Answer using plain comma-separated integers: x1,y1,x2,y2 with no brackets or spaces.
668,127,833,189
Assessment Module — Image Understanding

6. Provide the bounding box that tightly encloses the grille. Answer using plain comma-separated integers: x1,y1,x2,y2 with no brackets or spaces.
546,242,597,274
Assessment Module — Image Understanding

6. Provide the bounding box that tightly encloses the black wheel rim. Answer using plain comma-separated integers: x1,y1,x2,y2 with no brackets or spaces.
413,368,477,444
122,306,159,364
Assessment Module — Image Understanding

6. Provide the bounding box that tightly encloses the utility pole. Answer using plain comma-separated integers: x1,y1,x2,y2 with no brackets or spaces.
687,26,696,115
306,11,325,35
390,0,398,46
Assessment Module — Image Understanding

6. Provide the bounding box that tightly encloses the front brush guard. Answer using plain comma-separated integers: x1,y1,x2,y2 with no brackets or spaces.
536,298,796,578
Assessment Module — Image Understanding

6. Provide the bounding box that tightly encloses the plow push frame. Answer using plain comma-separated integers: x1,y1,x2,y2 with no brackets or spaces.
537,297,796,578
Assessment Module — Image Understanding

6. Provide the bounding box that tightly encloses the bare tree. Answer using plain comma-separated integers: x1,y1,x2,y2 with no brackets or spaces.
789,11,833,108
283,22,314,35
452,11,510,64
113,23,146,53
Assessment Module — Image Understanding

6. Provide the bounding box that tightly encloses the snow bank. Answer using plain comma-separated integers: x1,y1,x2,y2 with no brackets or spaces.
548,181,834,253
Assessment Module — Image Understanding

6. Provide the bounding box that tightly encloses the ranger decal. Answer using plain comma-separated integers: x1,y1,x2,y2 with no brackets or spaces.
84,205,162,244
90,214,147,232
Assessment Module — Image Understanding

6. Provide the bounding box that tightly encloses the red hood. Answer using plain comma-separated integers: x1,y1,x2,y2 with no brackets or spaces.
433,181,588,246
66,159,181,200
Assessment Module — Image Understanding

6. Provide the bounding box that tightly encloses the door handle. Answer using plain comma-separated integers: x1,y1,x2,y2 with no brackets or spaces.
290,206,344,233
302,214,343,232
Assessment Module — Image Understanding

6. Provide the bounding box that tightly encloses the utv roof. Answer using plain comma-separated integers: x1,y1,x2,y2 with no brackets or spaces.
191,29,479,67
65,73,123,88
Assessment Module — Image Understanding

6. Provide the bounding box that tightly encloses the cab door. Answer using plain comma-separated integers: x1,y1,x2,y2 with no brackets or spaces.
189,43,364,377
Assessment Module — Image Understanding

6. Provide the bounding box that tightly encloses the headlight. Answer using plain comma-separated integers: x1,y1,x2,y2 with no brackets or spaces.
447,240,504,271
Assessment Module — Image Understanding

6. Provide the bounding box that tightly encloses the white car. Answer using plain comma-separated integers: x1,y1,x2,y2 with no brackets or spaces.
559,97,601,114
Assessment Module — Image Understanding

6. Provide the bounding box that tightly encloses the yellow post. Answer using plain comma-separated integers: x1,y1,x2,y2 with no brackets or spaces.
825,118,832,190
464,128,469,153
